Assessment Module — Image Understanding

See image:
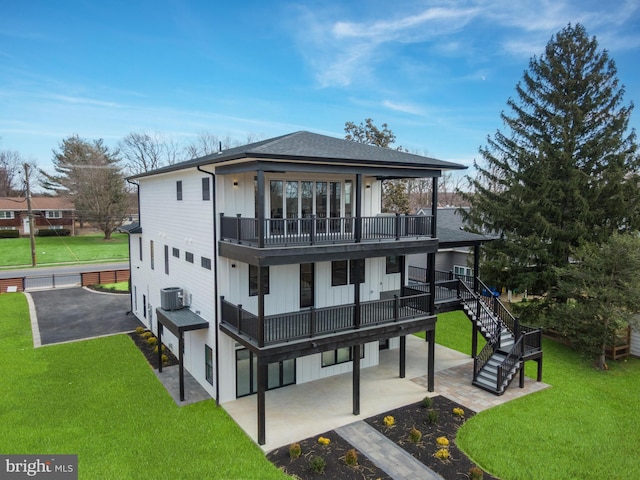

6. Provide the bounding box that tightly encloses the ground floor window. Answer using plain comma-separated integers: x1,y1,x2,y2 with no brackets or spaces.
454,265,472,278
205,345,213,385
235,348,295,397
321,346,364,367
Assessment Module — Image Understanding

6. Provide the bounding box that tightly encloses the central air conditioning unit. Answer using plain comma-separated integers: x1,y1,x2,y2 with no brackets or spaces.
160,287,183,310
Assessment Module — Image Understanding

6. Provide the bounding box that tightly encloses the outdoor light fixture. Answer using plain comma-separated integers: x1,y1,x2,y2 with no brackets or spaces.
233,181,239,187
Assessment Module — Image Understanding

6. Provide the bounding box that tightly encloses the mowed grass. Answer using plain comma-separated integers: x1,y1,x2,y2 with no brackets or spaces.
0,293,288,480
95,281,129,292
0,234,129,268
436,311,640,479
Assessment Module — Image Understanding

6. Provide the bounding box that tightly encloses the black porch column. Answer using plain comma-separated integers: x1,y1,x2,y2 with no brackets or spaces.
399,335,406,378
179,332,185,401
473,244,480,293
428,252,436,314
471,323,478,358
257,357,267,445
352,344,361,415
157,322,163,373
431,177,438,237
355,174,362,243
427,329,435,392
258,265,265,347
257,170,265,248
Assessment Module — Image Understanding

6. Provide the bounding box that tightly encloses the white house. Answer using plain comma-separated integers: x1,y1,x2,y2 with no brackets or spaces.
122,131,542,445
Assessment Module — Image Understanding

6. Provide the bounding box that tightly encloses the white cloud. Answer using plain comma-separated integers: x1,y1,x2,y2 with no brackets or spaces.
382,100,425,116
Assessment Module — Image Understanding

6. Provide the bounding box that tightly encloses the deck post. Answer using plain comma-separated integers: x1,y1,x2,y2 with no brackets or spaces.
399,335,406,378
157,322,163,373
257,358,267,445
353,344,361,415
471,323,478,358
355,174,362,243
257,170,265,248
179,333,185,401
427,329,435,392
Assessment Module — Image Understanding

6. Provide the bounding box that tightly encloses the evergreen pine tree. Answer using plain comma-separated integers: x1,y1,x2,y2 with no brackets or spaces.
462,24,639,294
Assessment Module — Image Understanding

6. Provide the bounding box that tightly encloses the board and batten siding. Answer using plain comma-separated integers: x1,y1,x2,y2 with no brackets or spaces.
631,321,640,357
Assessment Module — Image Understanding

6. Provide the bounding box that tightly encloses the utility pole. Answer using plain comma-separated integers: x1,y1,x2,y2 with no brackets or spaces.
23,163,36,267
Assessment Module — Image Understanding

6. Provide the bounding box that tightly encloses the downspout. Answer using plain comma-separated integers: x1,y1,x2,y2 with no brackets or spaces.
125,178,139,315
198,166,220,406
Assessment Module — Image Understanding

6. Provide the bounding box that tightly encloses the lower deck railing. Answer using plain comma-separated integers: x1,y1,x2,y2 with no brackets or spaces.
221,292,432,346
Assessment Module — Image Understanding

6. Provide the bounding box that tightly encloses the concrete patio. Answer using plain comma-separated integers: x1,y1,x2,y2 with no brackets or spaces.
221,335,550,452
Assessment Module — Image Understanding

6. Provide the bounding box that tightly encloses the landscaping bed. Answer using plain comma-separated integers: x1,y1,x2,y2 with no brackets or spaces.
128,328,179,369
268,395,494,480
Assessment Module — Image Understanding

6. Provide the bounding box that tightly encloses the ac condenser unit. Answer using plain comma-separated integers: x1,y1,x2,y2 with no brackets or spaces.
160,287,183,310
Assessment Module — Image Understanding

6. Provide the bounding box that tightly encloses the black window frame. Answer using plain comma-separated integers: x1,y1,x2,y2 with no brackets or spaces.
205,345,213,385
172,247,180,258
386,255,402,274
138,237,143,261
185,251,194,263
201,256,212,270
249,265,270,296
331,259,364,286
150,240,155,270
321,346,365,367
164,245,169,275
202,177,211,201
176,180,183,201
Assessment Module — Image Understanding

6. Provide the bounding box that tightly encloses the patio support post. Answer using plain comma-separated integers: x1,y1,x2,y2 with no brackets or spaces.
471,323,478,358
258,266,265,347
257,357,267,445
179,332,185,401
427,329,435,392
431,177,438,238
519,362,525,388
399,335,406,378
157,322,163,373
428,252,436,314
352,344,361,415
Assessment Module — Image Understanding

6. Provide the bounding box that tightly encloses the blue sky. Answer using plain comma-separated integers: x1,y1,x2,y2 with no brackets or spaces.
1,0,639,175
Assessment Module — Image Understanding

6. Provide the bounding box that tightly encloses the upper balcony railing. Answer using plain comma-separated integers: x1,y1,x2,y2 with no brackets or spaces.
220,214,434,247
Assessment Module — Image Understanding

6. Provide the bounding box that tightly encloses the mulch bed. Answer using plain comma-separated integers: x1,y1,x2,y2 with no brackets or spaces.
365,396,498,480
268,395,496,480
128,330,179,370
267,429,390,480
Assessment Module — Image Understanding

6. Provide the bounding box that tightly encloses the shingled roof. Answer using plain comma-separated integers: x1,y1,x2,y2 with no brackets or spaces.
0,196,74,211
129,131,465,179
436,208,494,247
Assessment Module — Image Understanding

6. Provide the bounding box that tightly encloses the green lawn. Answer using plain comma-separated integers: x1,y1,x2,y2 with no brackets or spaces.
0,293,288,480
437,311,640,479
0,234,129,268
95,281,129,292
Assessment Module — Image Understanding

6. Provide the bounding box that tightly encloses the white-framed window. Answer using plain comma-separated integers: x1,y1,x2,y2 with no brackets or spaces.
454,265,473,278
49,225,63,230
45,211,62,219
0,211,15,219
0,226,17,230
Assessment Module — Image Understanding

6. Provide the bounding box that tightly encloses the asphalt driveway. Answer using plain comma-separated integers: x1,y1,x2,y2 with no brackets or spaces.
30,287,142,345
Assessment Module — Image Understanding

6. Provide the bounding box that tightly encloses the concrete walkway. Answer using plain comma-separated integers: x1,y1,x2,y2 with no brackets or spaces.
336,421,444,480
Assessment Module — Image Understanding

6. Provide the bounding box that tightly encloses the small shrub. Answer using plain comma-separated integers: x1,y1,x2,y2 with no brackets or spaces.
469,466,484,480
309,456,326,474
317,436,331,446
135,326,145,334
0,230,19,238
436,436,449,447
161,354,169,363
452,407,465,417
427,410,439,425
153,345,166,354
37,228,71,237
142,331,153,339
383,415,395,427
344,448,358,467
146,336,157,346
422,396,433,408
409,427,422,443
435,448,450,461
289,443,301,459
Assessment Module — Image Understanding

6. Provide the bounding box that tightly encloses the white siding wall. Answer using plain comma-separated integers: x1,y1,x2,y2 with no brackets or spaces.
131,169,407,403
131,169,218,400
631,323,640,357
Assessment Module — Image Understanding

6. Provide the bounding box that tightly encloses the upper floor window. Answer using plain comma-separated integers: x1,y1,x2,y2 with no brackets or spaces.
176,180,183,201
45,210,62,219
0,211,15,219
202,178,210,201
150,240,155,270
331,260,364,286
201,257,212,270
249,265,269,296
386,255,402,274
172,247,180,258
139,237,143,261
164,245,169,275
185,251,194,263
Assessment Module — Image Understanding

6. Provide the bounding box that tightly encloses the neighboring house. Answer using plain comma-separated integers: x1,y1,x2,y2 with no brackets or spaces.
122,131,543,445
0,196,74,235
409,207,489,281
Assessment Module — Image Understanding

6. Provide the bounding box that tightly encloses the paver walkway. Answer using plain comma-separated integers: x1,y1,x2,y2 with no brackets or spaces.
335,421,443,480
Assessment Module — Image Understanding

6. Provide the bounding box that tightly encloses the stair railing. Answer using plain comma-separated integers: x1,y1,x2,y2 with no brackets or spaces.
459,280,502,343
474,334,501,386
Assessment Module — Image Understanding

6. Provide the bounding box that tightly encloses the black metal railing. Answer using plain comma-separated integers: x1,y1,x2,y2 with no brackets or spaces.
220,213,434,247
220,292,432,346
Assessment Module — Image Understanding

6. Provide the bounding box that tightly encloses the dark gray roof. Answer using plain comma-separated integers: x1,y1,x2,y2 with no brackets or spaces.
117,222,142,234
436,208,493,246
129,131,465,179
